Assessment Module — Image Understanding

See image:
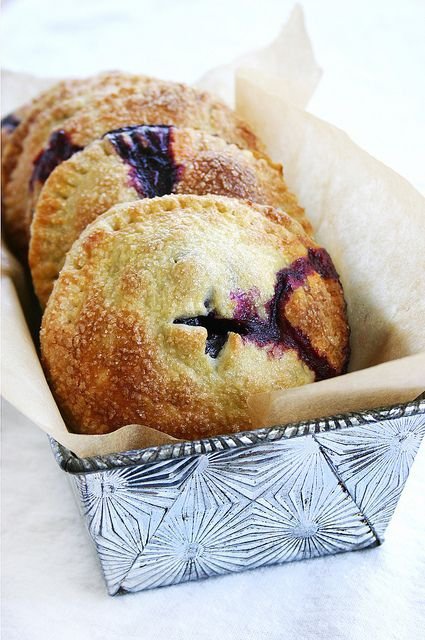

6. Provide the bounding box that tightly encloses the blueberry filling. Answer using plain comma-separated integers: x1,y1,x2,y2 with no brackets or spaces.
174,314,249,359
174,248,348,379
1,113,20,131
239,247,345,379
105,125,181,198
30,130,82,189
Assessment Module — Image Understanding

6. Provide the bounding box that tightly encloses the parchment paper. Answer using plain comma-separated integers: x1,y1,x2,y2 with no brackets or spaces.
1,7,424,457
196,5,321,108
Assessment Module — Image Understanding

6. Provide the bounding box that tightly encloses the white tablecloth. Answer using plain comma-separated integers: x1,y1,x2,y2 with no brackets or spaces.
2,1,424,638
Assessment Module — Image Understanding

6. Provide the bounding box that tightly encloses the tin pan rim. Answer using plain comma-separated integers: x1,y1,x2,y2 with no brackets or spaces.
50,397,425,475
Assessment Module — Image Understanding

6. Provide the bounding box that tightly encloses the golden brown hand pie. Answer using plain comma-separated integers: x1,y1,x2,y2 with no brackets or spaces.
30,124,310,307
40,194,349,440
1,72,152,200
3,74,263,258
2,72,157,256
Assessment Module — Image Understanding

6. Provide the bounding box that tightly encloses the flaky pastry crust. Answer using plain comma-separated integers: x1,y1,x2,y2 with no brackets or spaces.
1,105,30,157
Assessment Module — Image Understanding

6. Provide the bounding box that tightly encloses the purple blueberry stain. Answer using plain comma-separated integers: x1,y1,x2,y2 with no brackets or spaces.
239,247,346,379
1,113,20,131
230,287,261,321
30,130,83,190
105,125,181,198
174,248,349,379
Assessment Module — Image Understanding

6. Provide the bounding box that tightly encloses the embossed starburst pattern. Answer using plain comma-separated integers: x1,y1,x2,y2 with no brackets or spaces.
173,435,328,512
69,409,425,594
315,415,425,538
73,457,199,534
249,487,374,567
246,437,375,567
122,503,254,591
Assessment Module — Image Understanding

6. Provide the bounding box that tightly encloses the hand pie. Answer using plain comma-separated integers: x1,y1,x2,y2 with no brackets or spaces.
30,124,310,307
40,194,349,440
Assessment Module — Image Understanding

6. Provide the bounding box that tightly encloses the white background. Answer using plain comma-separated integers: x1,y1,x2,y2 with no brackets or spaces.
1,1,425,638
2,0,424,193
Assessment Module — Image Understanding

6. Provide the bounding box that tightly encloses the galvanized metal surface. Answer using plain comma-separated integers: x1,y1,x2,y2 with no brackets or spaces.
52,399,425,594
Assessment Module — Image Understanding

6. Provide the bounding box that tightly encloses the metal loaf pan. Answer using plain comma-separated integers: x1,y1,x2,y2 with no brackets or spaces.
51,398,425,595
